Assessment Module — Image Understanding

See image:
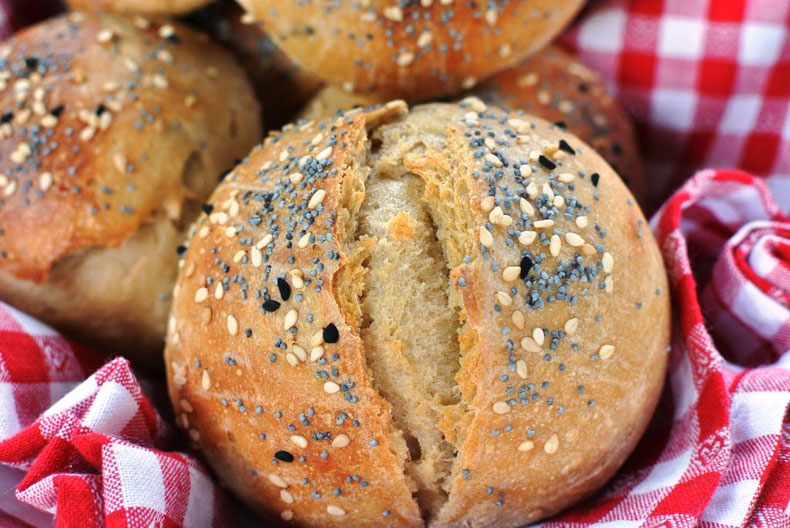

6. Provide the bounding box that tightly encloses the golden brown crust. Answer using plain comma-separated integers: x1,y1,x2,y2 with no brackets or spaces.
0,12,260,365
189,0,322,130
166,101,669,527
67,0,211,15
238,0,584,101
301,45,647,206
472,45,647,206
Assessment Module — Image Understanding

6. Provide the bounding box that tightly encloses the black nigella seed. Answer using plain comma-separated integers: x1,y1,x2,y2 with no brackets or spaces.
218,168,232,182
591,173,600,187
554,121,568,130
274,450,294,463
520,256,533,280
176,245,187,256
0,111,13,124
559,139,574,155
24,56,39,70
202,203,214,215
262,299,281,312
323,323,339,344
538,155,556,171
51,104,65,117
95,103,107,115
277,277,291,301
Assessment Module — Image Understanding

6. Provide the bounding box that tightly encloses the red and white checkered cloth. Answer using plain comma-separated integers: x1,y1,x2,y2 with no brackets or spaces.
563,0,790,213
0,1,788,527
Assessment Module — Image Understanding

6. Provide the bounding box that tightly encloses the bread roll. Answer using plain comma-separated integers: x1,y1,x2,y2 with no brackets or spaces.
67,0,211,15
301,45,647,205
237,0,584,101
188,0,322,130
166,100,669,527
0,12,261,368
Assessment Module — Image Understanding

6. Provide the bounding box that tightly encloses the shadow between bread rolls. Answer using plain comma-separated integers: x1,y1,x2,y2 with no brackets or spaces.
0,12,261,369
166,101,670,527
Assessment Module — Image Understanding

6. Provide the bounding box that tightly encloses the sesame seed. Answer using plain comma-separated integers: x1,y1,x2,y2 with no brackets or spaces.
332,434,350,448
308,189,327,209
599,344,615,359
526,181,539,199
518,230,537,246
280,489,294,504
485,153,503,168
495,291,512,306
256,234,274,248
605,275,614,293
310,346,325,362
479,226,494,247
39,172,53,191
290,435,308,448
518,440,534,452
544,434,559,454
251,247,263,267
201,370,211,390
292,345,307,362
383,5,403,21
533,219,554,229
565,232,584,247
327,505,346,517
283,309,298,330
324,381,341,394
194,287,208,303
417,31,433,48
521,337,541,353
309,332,324,347
532,328,544,345
492,401,510,414
480,196,495,212
269,474,288,488
396,52,415,67
564,318,579,335
227,315,239,336
298,233,311,248
558,172,575,183
516,359,528,379
316,146,332,161
576,216,589,229
550,235,561,257
512,311,525,330
519,198,535,217
502,266,521,282
281,511,294,521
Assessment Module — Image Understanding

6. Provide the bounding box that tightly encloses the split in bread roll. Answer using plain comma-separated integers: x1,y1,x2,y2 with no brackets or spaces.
66,0,212,16
0,12,261,369
237,0,584,101
187,0,322,130
301,45,647,206
166,100,670,527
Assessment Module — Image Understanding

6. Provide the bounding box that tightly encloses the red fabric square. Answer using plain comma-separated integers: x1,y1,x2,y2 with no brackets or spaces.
740,133,781,174
708,0,746,22
697,59,737,95
619,50,657,89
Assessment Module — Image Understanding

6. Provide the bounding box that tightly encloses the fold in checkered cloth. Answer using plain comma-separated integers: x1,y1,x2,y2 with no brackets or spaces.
0,170,786,527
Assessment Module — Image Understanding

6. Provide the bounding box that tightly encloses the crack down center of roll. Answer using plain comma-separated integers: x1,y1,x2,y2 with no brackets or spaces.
355,135,461,520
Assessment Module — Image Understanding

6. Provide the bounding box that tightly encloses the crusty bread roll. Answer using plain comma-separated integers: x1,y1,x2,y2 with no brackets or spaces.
237,0,584,101
301,45,647,205
188,0,322,130
67,0,211,16
0,12,260,369
166,100,669,527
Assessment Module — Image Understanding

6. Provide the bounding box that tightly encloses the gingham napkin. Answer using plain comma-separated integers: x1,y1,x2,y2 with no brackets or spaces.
0,1,789,527
562,0,790,212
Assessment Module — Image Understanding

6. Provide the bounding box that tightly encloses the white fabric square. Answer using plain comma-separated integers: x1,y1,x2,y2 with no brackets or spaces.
113,444,166,511
82,381,138,436
672,351,696,419
767,175,790,212
730,391,790,443
739,23,785,65
651,89,697,130
631,448,692,494
0,382,21,441
43,375,97,417
590,521,644,528
700,479,760,524
577,8,626,52
659,17,706,58
732,281,787,338
184,465,214,527
719,95,762,134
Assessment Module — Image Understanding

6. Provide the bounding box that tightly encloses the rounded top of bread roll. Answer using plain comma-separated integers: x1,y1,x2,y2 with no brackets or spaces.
0,11,260,283
472,45,646,206
66,0,211,15
238,0,584,101
166,101,669,527
300,45,647,206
